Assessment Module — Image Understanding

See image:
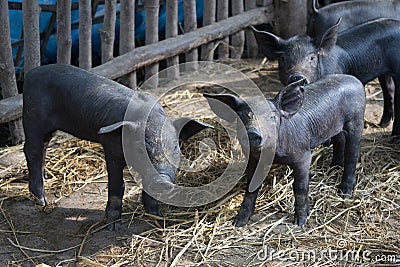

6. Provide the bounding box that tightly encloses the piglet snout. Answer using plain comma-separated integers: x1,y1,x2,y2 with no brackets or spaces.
288,73,308,85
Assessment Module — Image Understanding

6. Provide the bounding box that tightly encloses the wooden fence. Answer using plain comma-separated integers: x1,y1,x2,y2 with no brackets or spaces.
0,0,308,145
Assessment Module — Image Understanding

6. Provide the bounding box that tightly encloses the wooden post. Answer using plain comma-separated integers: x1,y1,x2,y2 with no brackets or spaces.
217,0,228,59
57,0,72,64
100,0,116,64
184,0,198,70
200,0,216,61
165,0,179,78
0,0,24,144
231,0,244,59
79,0,92,69
23,0,41,73
120,0,136,89
245,0,258,58
274,0,307,38
144,0,159,88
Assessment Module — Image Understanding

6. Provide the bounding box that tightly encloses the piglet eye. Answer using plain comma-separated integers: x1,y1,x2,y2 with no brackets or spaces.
311,55,316,61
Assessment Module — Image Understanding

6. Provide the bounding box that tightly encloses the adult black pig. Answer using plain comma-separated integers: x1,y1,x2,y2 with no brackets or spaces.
252,18,400,140
204,74,365,227
23,64,211,231
307,0,400,38
307,0,400,127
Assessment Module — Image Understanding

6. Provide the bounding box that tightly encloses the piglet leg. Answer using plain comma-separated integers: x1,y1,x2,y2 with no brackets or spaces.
340,128,361,198
378,74,395,128
24,132,52,206
104,147,126,231
292,151,311,226
233,157,261,227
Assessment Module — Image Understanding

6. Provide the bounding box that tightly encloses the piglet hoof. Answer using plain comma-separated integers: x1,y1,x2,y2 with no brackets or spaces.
105,196,123,231
29,185,47,206
391,135,400,144
107,220,121,231
294,195,310,226
233,208,252,227
340,182,354,199
378,115,391,128
294,213,308,227
33,195,48,206
144,204,163,218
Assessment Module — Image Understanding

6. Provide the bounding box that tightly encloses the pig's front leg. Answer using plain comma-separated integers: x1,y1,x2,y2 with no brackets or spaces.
233,157,261,227
292,151,311,226
340,128,362,198
104,147,126,231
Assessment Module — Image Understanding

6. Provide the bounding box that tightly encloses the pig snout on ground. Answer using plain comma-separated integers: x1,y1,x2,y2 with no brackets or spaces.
204,74,365,227
23,64,211,231
252,18,400,139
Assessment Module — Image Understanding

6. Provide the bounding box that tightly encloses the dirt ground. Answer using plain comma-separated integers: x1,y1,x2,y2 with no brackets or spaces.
0,59,399,267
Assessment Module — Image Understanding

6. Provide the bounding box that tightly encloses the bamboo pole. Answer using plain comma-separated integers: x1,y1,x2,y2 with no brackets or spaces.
165,0,179,78
57,0,72,64
231,0,244,59
184,0,198,70
79,0,92,69
200,0,216,60
0,0,24,144
144,0,160,89
217,0,229,59
100,0,116,63
120,0,137,89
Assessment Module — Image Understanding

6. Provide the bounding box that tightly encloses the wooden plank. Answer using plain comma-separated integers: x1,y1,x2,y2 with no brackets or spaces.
217,0,229,59
0,94,23,124
93,7,273,80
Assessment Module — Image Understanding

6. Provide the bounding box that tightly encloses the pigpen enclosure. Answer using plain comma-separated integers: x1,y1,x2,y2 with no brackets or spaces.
0,0,400,266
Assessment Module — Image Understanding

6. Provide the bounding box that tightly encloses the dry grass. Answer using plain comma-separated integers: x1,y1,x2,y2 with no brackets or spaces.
0,60,399,266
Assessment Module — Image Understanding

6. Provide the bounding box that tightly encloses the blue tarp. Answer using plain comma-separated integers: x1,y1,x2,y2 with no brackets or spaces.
9,0,204,73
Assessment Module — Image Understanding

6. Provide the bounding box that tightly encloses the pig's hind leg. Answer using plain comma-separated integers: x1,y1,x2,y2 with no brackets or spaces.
330,132,345,167
24,130,54,206
103,146,126,231
378,74,395,128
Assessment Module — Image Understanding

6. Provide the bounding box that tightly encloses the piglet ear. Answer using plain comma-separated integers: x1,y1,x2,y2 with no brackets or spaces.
203,93,244,122
315,17,341,54
98,121,141,134
173,117,213,141
274,78,306,118
251,25,283,60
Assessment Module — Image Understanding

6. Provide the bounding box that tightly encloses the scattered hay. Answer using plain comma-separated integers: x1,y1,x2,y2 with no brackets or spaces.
0,60,399,266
